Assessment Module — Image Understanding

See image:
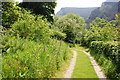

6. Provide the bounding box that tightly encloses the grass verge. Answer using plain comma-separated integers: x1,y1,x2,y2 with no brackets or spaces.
51,50,73,78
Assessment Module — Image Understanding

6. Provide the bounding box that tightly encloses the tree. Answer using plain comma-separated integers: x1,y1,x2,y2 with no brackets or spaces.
90,17,108,27
19,1,57,22
2,2,21,28
54,14,86,43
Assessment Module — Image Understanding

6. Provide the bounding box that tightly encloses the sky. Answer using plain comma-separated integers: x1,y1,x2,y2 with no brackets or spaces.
55,0,106,13
15,0,107,13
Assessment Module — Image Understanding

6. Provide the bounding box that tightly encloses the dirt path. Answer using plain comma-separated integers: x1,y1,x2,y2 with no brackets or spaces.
64,50,77,78
78,50,106,79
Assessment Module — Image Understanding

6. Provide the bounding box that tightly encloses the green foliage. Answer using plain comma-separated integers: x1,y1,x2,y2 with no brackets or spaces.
68,43,76,48
2,2,21,28
54,14,87,43
2,2,37,28
19,2,57,22
1,4,70,78
90,17,108,27
82,18,118,46
90,41,119,62
115,14,120,20
82,16,120,79
10,14,51,42
90,41,120,79
52,30,66,40
2,35,70,78
2,1,56,28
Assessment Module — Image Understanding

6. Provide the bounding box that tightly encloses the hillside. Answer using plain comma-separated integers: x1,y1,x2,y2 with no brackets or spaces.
56,7,98,19
87,1,119,23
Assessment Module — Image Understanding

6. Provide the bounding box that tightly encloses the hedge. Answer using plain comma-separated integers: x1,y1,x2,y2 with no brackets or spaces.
90,41,120,62
90,41,120,79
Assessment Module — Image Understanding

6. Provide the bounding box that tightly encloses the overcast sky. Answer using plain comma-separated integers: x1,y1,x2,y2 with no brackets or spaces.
55,0,107,13
15,0,109,13
106,0,120,2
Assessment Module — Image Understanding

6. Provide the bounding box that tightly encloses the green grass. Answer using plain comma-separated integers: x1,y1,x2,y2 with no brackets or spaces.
74,46,88,51
72,48,98,78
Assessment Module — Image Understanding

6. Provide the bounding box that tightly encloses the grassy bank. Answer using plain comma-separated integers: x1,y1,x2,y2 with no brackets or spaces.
52,50,73,78
2,36,70,78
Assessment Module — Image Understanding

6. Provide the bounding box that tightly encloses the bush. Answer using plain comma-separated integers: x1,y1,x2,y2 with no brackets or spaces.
89,41,120,79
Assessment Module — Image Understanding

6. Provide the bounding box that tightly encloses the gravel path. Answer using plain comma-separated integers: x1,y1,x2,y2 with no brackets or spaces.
64,50,77,78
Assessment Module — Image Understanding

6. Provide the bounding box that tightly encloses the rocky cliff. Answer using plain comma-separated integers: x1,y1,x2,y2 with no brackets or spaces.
88,1,119,23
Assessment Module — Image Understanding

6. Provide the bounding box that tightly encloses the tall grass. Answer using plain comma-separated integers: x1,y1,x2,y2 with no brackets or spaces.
2,35,70,78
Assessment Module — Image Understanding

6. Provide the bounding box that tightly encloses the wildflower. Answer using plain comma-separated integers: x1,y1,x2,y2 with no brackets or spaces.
44,47,46,52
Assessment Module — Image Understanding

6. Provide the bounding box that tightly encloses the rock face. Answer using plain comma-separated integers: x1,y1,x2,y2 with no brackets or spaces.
56,7,98,19
88,1,119,23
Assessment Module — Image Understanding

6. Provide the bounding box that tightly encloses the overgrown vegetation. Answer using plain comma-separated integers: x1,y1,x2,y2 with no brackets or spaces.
2,35,69,78
1,1,70,78
1,1,120,79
